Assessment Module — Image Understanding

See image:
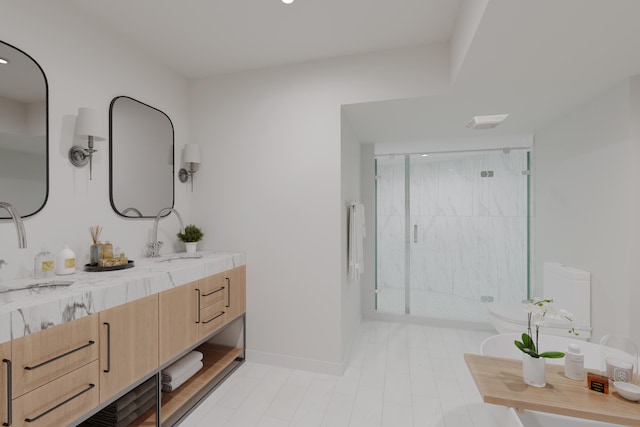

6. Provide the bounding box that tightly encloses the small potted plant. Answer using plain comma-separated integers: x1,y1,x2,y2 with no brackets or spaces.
514,298,574,387
177,224,204,254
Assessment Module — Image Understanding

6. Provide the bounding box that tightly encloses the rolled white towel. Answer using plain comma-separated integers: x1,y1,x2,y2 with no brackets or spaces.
162,360,203,392
162,351,203,382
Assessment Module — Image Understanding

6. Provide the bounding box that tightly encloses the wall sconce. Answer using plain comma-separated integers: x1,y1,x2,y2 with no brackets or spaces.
178,144,201,192
68,107,105,180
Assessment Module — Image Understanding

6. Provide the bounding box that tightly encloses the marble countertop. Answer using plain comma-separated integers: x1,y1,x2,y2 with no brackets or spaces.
0,251,245,344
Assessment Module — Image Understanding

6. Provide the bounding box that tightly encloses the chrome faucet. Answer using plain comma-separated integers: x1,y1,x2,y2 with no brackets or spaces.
148,207,184,257
0,202,27,248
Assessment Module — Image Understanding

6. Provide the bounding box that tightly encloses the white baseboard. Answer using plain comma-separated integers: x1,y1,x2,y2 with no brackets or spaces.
245,349,345,376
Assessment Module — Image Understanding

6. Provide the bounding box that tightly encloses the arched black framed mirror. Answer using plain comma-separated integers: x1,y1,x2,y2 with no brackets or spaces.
109,96,174,218
0,40,48,218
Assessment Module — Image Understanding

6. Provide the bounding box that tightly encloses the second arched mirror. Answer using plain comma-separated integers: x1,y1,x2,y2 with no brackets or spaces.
109,96,174,218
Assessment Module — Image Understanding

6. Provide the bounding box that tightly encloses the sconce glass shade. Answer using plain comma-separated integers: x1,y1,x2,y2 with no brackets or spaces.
75,107,106,140
183,144,201,164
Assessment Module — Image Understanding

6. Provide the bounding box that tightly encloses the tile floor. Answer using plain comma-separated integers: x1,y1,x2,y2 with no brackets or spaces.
375,288,493,323
177,321,519,427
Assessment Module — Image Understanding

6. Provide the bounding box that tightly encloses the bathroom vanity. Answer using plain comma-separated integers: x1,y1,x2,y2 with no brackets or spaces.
0,251,246,427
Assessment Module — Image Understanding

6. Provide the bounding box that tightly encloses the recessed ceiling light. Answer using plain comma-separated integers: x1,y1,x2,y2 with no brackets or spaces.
421,154,429,157
466,114,509,130
282,0,294,4
0,58,8,65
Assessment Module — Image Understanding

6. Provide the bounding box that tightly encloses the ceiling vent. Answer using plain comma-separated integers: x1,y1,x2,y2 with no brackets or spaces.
465,114,509,130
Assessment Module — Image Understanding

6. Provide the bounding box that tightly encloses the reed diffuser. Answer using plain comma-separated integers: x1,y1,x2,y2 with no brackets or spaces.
89,225,102,265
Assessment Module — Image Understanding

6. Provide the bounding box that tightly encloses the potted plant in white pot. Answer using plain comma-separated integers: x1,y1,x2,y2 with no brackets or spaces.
514,298,574,387
177,224,204,254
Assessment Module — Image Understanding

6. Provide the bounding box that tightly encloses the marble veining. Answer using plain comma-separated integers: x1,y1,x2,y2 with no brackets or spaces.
0,251,245,343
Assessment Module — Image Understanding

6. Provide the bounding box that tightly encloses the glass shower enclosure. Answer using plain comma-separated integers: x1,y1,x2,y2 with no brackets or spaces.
375,150,530,323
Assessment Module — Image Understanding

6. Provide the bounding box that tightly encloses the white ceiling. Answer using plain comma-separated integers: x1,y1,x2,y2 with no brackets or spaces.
67,0,461,79
54,0,640,147
344,0,640,146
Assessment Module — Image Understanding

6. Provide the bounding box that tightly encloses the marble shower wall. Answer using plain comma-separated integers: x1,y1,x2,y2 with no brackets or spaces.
376,151,529,313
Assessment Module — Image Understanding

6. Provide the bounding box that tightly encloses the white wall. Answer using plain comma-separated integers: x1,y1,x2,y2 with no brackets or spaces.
0,2,190,280
534,77,640,343
340,111,362,361
188,44,450,373
1,2,452,372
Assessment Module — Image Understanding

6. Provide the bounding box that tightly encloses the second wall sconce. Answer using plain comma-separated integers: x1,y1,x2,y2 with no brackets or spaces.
178,143,201,192
68,107,106,180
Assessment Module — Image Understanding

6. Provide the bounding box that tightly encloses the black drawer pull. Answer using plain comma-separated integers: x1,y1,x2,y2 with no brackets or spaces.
24,383,95,423
103,323,111,373
201,286,224,297
226,277,231,308
24,341,95,371
202,311,225,324
195,289,201,323
3,359,11,427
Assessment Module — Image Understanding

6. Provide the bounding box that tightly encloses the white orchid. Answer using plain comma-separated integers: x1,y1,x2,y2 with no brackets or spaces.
515,298,576,358
524,298,573,326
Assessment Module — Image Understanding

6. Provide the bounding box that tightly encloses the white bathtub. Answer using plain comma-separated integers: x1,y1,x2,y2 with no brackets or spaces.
479,333,622,427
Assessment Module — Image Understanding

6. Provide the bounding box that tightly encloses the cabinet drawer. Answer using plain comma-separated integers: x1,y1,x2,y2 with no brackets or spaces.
0,341,10,427
199,301,226,337
12,360,99,427
198,273,226,309
12,314,99,397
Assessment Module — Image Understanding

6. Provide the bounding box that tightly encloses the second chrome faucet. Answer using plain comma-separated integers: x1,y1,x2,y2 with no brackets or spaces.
148,207,184,257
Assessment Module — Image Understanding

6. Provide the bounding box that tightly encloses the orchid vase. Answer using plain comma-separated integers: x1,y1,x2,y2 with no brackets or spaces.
522,354,546,387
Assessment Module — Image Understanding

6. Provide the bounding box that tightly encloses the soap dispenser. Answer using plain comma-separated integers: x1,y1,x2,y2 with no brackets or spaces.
565,343,585,380
34,248,55,278
55,244,76,275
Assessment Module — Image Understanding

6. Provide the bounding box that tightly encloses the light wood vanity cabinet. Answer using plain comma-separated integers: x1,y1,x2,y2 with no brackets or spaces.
99,294,159,403
159,281,199,366
9,314,99,427
12,313,99,397
198,272,226,311
194,266,246,339
12,361,99,427
153,266,246,426
0,341,10,427
0,263,246,426
197,273,227,338
157,269,246,367
225,265,246,322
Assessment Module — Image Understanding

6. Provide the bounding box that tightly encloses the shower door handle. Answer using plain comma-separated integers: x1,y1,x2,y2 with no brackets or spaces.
413,225,418,243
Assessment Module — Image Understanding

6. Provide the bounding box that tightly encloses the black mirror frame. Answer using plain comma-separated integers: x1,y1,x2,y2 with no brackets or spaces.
108,95,175,219
0,40,49,219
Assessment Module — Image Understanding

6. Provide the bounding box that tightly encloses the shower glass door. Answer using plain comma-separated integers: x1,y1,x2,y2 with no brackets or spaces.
375,150,529,322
